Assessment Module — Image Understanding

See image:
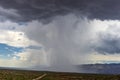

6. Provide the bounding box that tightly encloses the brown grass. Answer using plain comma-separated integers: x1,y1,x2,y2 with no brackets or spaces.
0,69,119,80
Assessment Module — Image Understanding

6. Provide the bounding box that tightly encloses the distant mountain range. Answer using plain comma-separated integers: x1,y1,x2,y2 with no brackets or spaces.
77,63,120,74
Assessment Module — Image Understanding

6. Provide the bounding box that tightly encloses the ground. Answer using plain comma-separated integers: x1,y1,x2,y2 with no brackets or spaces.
0,69,119,80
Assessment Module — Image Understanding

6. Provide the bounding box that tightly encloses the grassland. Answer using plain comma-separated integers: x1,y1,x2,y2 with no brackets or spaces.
0,69,44,80
0,69,119,80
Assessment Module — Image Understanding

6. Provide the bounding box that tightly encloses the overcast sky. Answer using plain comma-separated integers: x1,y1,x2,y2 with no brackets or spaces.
0,0,120,72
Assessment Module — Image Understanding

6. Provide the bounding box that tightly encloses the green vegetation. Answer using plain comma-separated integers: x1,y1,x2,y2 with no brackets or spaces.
0,69,119,80
42,72,120,80
0,69,43,80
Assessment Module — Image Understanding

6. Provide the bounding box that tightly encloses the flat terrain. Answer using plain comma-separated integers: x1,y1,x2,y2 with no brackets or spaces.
0,69,120,80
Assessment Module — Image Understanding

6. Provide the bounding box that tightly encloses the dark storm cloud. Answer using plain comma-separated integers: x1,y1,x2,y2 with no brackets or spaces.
94,33,120,54
0,0,120,22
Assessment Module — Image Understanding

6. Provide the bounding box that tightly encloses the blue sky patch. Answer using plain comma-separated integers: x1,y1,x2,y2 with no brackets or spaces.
0,43,24,59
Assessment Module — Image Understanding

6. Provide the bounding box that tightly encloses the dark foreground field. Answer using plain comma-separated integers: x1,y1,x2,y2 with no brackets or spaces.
0,69,120,80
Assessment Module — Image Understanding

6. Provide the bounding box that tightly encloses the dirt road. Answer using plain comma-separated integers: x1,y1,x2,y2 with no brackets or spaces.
32,74,47,80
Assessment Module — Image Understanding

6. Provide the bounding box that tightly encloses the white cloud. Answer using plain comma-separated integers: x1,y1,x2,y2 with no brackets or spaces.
0,58,35,68
0,48,49,68
20,15,120,66
14,49,48,66
1,14,120,70
90,53,120,64
0,20,40,47
0,20,47,68
0,30,39,47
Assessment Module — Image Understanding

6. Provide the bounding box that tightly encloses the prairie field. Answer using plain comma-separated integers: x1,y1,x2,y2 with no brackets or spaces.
0,69,119,80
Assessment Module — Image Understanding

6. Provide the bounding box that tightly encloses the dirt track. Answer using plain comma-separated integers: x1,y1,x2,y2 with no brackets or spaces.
32,74,47,80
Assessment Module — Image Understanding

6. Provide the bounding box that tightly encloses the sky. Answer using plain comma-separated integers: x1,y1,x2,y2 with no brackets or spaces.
0,0,120,72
